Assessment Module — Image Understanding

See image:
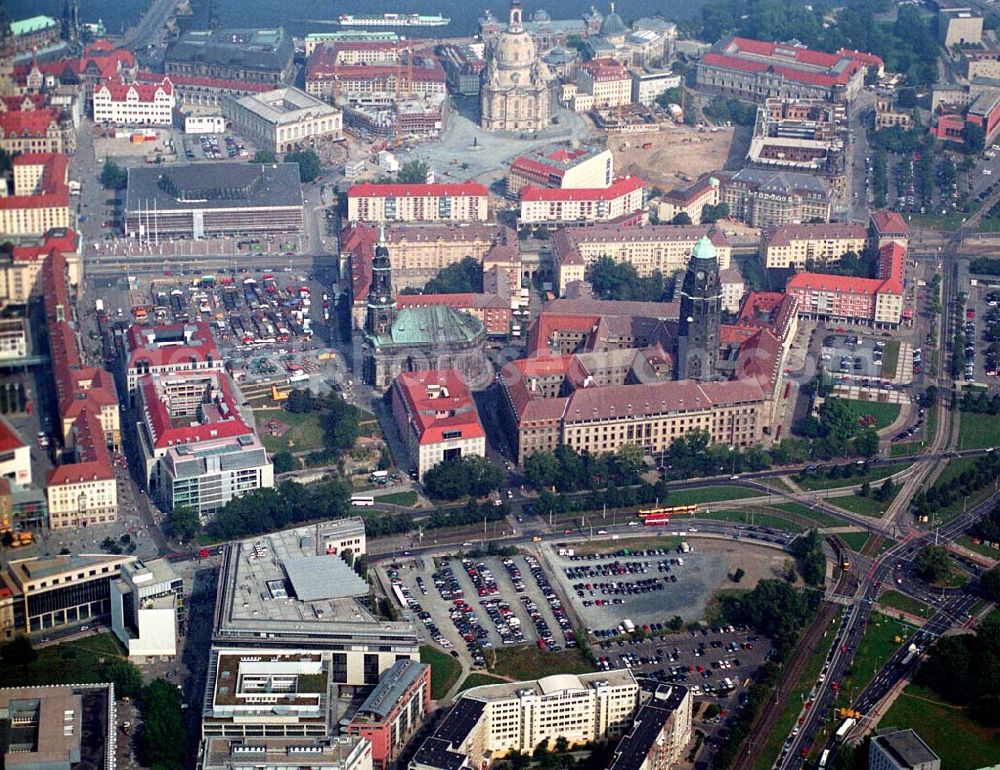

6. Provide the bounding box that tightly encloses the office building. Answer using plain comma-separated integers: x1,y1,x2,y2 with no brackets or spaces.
165,28,295,84
869,729,940,770
606,686,692,770
305,47,446,104
391,370,486,481
0,318,28,361
938,7,982,47
201,737,373,770
631,69,683,107
0,153,69,237
223,87,342,154
136,370,272,515
347,183,488,224
438,44,486,97
719,168,833,227
410,670,639,769
0,228,81,307
869,209,909,249
787,240,906,327
695,36,874,104
348,659,431,770
553,224,731,295
92,77,175,126
110,558,184,658
123,322,224,399
507,145,613,197
3,552,134,634
124,163,303,239
0,108,66,155
46,409,118,529
0,684,117,770
761,222,869,270
209,523,418,678
656,176,722,225
0,416,31,487
575,57,632,110
519,176,644,225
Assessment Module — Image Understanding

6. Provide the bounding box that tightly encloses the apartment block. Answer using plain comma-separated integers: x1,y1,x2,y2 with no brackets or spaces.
761,222,869,269
348,659,431,770
347,183,488,223
507,145,613,197
0,153,70,237
519,176,644,225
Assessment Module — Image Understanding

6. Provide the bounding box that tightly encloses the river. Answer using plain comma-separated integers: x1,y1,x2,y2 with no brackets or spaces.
8,0,709,41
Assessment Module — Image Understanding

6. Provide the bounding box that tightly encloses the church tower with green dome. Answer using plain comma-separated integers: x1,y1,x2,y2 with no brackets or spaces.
677,235,722,382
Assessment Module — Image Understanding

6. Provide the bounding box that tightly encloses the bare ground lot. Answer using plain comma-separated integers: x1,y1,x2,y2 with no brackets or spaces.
610,124,744,188
542,538,796,630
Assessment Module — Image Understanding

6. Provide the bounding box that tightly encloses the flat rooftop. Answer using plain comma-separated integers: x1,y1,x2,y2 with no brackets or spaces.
873,729,940,767
203,736,367,770
214,524,416,643
233,87,340,126
462,670,636,702
125,163,303,213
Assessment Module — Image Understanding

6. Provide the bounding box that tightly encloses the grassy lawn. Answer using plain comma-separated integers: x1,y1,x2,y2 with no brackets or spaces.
0,633,127,688
420,645,462,700
696,509,805,533
907,207,976,232
878,590,932,619
958,411,1000,450
839,531,870,551
771,502,848,527
881,684,1000,770
882,340,901,377
489,645,591,681
668,486,766,505
829,489,899,518
795,463,905,492
256,409,327,454
457,673,507,692
956,534,1000,560
891,441,924,457
840,398,901,431
374,491,418,507
760,476,795,492
571,536,681,556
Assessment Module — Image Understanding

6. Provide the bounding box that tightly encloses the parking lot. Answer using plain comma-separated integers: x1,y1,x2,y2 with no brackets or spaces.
181,131,254,162
543,542,729,631
961,281,1000,384
822,333,912,384
384,553,580,668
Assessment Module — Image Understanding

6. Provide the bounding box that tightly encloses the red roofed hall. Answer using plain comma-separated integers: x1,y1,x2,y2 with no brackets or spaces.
695,36,871,104
0,107,66,155
92,76,175,127
390,369,486,480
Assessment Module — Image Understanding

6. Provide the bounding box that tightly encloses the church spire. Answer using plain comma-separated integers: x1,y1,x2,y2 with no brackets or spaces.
509,0,523,33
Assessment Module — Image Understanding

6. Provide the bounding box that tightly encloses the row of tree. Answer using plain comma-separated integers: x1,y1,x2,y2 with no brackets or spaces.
959,390,1000,415
210,477,352,540
524,444,646,493
399,256,484,295
589,257,673,302
789,529,826,587
912,452,1000,518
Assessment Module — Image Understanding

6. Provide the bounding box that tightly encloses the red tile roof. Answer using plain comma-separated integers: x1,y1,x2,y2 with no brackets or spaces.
836,49,884,68
702,37,868,89
877,241,905,295
0,107,62,137
0,153,69,210
47,409,114,486
581,57,629,79
348,182,488,198
95,77,173,101
786,271,882,296
139,372,252,450
869,209,909,237
520,176,644,202
0,417,26,453
125,322,220,370
395,369,485,446
11,228,78,262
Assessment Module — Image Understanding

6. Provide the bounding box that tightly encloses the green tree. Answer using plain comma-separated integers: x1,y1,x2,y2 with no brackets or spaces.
423,455,503,500
284,149,322,182
272,451,297,474
138,678,187,770
417,256,483,294
700,202,730,223
913,545,953,583
732,567,746,583
166,505,199,542
253,150,277,163
524,451,560,489
859,480,871,497
397,159,430,183
100,159,127,190
670,211,693,225
668,615,684,631
1,635,37,667
981,565,1000,602
703,703,721,719
102,659,144,699
963,121,986,154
